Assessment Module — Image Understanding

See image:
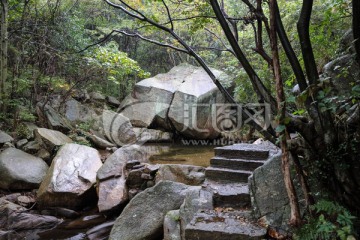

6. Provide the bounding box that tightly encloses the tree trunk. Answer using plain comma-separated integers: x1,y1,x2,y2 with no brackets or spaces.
0,0,8,110
353,0,360,65
297,0,318,85
269,0,301,226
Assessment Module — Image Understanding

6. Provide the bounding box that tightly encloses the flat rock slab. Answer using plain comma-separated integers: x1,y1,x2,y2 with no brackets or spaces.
203,180,250,208
214,144,270,160
35,128,72,152
185,210,266,240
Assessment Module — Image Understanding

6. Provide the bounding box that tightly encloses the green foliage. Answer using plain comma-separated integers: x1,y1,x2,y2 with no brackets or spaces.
76,120,95,133
295,200,357,240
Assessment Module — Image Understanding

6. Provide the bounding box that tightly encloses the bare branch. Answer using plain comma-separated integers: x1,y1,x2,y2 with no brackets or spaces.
114,30,189,54
162,0,174,30
204,27,235,55
104,0,144,20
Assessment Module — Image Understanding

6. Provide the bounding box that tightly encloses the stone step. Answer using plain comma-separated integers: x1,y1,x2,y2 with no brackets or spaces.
210,157,265,171
205,167,252,183
185,210,266,240
203,181,251,208
214,144,269,160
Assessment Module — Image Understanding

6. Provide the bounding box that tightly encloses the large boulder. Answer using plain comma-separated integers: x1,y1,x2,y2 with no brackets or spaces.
37,143,102,209
119,64,232,136
168,66,228,139
34,128,72,152
109,181,197,240
249,153,303,228
118,65,186,130
155,164,205,186
101,110,136,146
0,148,48,190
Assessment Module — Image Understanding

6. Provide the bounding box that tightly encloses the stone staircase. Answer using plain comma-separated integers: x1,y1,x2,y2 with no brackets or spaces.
184,143,273,240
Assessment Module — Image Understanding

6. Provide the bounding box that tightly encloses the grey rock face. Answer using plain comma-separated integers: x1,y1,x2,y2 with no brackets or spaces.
164,210,181,240
97,177,128,213
37,143,102,209
0,148,48,190
34,128,72,152
323,54,360,96
0,131,13,145
155,164,205,186
109,181,197,240
179,187,212,240
167,67,226,139
64,98,98,123
249,153,303,228
42,105,72,132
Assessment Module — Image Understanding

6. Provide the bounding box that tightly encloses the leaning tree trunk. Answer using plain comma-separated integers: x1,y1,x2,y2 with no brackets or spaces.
269,0,301,226
353,0,360,65
0,0,8,110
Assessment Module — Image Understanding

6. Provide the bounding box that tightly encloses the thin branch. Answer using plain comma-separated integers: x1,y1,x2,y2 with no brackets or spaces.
204,27,235,55
114,30,188,53
162,0,174,30
104,0,144,20
77,29,116,53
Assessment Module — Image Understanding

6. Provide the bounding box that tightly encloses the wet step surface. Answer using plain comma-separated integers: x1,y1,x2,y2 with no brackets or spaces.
185,209,266,240
205,167,253,183
214,144,269,160
210,157,266,171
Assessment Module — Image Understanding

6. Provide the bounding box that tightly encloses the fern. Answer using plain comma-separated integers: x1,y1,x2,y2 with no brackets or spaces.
295,200,357,240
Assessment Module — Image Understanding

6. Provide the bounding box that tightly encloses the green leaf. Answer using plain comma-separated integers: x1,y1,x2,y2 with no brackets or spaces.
275,125,286,133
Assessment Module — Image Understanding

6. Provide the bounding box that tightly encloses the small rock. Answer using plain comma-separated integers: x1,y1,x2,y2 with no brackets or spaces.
90,92,106,101
106,96,121,107
86,221,115,240
22,141,41,154
155,164,205,186
16,139,28,149
143,164,160,174
17,196,34,207
128,189,141,200
36,148,51,162
125,160,141,170
141,173,153,180
126,168,146,189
